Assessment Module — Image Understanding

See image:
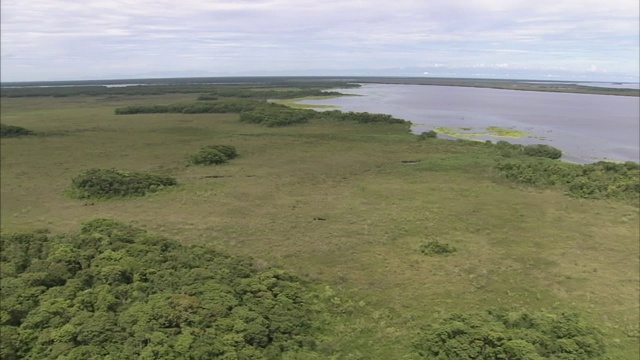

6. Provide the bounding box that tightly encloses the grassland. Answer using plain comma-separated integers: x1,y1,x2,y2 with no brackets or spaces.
1,92,639,358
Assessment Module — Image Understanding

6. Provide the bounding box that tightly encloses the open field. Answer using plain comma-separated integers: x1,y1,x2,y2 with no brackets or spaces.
1,91,639,358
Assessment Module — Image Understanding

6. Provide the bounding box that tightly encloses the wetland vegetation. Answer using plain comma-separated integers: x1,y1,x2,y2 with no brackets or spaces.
1,78,638,359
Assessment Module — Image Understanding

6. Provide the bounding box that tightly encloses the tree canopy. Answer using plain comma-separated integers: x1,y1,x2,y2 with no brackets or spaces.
0,220,321,359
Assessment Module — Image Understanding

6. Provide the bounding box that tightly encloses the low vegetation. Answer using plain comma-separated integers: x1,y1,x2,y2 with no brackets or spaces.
419,239,457,255
417,130,439,139
188,145,238,165
1,123,34,138
69,169,177,199
414,309,605,359
494,141,563,159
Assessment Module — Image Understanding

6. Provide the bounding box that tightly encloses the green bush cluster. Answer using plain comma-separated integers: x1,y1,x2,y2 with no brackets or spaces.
418,130,438,140
495,141,562,159
496,160,639,201
522,144,562,159
70,168,177,199
239,107,411,128
239,106,317,127
0,220,322,359
414,308,605,359
0,124,35,138
321,110,410,125
114,99,262,115
189,145,238,165
419,239,456,256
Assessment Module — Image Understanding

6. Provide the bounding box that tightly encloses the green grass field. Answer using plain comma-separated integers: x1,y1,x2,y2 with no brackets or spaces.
1,93,638,358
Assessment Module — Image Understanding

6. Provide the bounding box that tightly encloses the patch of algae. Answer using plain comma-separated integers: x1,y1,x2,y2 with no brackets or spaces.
433,126,532,140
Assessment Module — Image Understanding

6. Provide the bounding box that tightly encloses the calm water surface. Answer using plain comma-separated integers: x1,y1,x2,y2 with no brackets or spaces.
302,84,640,163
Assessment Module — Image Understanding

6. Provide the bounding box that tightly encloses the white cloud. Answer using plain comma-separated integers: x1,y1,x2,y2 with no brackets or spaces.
1,0,638,81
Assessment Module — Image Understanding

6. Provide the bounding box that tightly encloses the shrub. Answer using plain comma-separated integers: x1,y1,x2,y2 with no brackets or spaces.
1,123,34,137
522,144,562,159
321,110,410,125
189,145,238,165
414,309,605,359
419,239,456,255
70,168,177,199
418,130,438,140
239,106,315,127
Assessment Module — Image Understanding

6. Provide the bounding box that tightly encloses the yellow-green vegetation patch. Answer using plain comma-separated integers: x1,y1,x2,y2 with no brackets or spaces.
485,126,530,138
272,96,340,109
434,125,532,140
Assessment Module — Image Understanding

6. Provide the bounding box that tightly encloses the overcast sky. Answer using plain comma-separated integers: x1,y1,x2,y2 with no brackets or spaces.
1,0,639,82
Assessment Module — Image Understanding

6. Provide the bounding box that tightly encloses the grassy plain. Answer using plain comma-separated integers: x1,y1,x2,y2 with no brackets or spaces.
1,93,639,358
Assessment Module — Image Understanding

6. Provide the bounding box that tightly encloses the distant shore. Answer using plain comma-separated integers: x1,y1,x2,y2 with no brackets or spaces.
2,76,638,97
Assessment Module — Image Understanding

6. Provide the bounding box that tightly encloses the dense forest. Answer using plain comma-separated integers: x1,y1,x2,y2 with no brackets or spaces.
0,220,324,359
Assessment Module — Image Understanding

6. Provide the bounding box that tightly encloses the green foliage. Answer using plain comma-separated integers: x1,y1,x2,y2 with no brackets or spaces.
239,107,411,128
321,110,410,125
189,145,238,165
1,124,34,138
496,159,640,201
414,309,605,359
70,168,177,199
494,141,563,159
419,239,456,255
114,99,262,115
522,144,562,159
0,220,322,359
239,106,316,127
418,130,438,140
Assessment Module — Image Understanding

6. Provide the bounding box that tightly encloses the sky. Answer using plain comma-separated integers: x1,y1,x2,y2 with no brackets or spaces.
1,0,639,82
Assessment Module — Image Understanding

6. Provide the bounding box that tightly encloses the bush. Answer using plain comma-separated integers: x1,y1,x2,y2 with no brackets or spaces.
1,123,34,137
321,110,410,125
239,106,316,127
70,168,177,199
189,145,238,165
418,130,438,140
414,309,605,359
522,144,562,159
419,239,456,255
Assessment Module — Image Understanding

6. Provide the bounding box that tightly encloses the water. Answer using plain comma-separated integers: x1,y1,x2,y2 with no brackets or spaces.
300,84,640,163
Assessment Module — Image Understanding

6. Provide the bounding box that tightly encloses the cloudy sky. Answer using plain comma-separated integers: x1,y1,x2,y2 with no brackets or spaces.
1,0,639,82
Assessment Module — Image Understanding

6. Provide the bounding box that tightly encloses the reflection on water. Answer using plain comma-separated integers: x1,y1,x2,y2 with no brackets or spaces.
301,84,640,163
